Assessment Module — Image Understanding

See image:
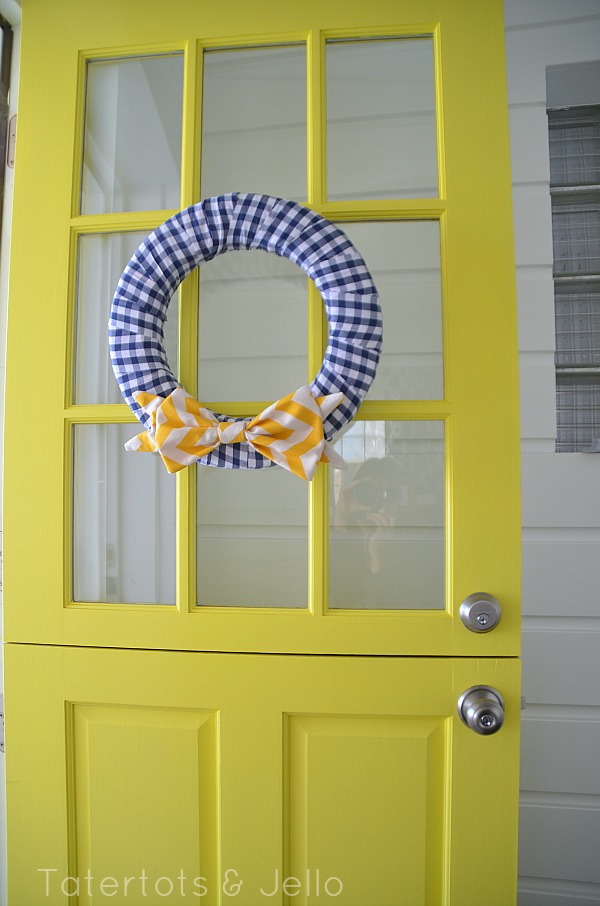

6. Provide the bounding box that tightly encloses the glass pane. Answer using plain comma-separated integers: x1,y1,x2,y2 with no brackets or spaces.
552,199,600,276
555,283,600,367
556,376,600,452
73,424,176,604
548,106,600,187
198,248,307,401
340,221,443,400
326,38,438,200
329,421,445,610
201,46,306,201
81,54,183,214
196,467,307,608
75,232,179,405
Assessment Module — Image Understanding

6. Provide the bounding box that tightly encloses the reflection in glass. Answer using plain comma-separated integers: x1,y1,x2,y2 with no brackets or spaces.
75,232,179,405
197,467,307,608
198,248,307,402
81,54,183,214
73,424,176,604
340,221,443,400
202,46,306,201
329,421,445,609
327,38,438,200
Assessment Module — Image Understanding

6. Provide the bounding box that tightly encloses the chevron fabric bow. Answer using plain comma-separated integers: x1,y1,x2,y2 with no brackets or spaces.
125,385,347,481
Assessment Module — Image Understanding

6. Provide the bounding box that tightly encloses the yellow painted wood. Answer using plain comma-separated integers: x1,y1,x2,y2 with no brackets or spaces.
181,41,201,209
4,3,520,900
306,29,325,208
4,0,520,658
5,644,520,906
71,211,181,232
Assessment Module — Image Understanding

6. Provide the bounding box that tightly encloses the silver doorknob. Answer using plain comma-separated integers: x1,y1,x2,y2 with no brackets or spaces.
458,686,504,735
459,592,502,632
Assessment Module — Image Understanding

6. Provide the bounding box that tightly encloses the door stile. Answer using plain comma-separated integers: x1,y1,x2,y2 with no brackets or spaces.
306,28,325,210
181,39,201,209
178,38,200,615
178,270,199,615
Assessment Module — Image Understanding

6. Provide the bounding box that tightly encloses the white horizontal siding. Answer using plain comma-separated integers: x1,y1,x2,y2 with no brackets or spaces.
505,1,600,902
505,0,600,28
519,794,600,883
519,878,600,906
508,104,551,185
523,533,600,616
512,186,554,269
521,712,600,793
522,455,600,528
519,355,558,446
506,17,600,104
516,268,559,351
522,628,600,705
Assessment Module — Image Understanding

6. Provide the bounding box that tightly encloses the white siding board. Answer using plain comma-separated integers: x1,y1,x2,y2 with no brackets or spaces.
505,18,600,105
522,631,600,706
519,355,558,441
516,268,556,351
512,186,554,268
519,801,600,883
523,537,600,616
519,878,600,905
520,717,600,794
505,0,600,28
504,0,600,899
521,455,600,527
509,104,551,185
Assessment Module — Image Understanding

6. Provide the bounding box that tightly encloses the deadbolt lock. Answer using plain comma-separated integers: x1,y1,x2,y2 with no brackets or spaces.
458,686,505,735
459,592,502,632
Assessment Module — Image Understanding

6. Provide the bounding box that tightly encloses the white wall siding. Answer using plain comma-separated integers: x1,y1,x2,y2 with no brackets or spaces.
523,531,600,616
505,1,600,903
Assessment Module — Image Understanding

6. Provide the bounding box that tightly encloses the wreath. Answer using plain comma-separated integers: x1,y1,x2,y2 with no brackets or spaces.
109,193,382,480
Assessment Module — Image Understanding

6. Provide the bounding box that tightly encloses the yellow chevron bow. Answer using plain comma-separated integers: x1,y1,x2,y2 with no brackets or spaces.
125,385,347,481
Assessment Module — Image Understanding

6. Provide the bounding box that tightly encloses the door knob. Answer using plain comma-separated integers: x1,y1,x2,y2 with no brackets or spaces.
458,686,504,735
459,592,502,632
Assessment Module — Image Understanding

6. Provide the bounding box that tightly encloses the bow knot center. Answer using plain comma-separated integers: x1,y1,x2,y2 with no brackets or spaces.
216,419,248,446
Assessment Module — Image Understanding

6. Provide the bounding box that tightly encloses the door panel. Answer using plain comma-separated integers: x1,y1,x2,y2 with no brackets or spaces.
286,714,446,904
5,644,520,906
4,0,519,657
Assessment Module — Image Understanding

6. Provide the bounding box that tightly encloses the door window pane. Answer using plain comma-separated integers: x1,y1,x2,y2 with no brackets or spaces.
201,46,306,201
329,421,445,610
81,54,183,214
75,232,179,405
197,467,307,608
73,424,176,604
340,221,443,400
198,248,307,402
326,38,438,200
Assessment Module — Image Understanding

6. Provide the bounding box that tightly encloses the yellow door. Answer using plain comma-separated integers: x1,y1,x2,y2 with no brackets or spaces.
3,0,520,903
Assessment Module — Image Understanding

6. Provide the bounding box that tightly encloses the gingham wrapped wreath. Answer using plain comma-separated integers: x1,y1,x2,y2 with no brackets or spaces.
109,193,382,481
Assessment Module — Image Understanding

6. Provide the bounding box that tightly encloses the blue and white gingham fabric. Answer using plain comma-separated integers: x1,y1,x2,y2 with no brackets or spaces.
109,193,382,470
